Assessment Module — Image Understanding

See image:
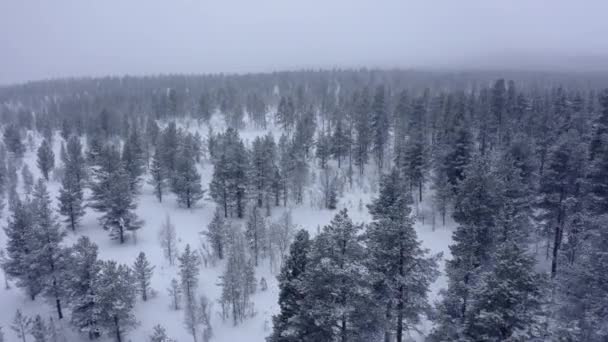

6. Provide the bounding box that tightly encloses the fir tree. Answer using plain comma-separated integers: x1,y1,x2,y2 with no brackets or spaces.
36,139,55,181
133,252,155,301
149,324,175,342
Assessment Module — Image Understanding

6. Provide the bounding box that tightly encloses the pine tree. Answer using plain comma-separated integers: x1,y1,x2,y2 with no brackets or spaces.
158,216,178,265
93,260,137,342
11,310,31,342
171,144,205,208
36,139,55,181
354,89,371,175
31,180,69,319
4,124,25,158
149,324,176,342
268,229,311,342
276,96,296,131
209,128,248,217
204,208,226,260
463,242,546,341
67,236,100,339
371,85,389,171
366,170,440,342
30,315,47,342
245,204,266,266
94,156,143,243
331,120,351,168
148,147,167,202
220,231,255,326
179,244,201,341
249,134,277,212
122,127,146,194
133,252,155,301
21,165,33,196
315,129,332,169
299,209,380,341
2,199,42,300
168,278,182,310
58,138,86,231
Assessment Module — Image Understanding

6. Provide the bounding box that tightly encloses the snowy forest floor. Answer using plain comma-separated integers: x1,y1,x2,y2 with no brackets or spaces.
0,115,455,342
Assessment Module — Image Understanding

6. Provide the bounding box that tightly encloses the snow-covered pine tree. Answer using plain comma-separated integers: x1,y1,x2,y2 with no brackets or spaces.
179,244,201,341
249,134,277,213
67,236,100,339
268,229,311,342
97,163,143,243
30,315,47,342
204,207,226,260
58,138,86,231
463,241,546,341
371,85,389,171
171,141,204,208
149,324,176,342
31,179,69,319
11,310,31,342
133,252,155,301
353,88,371,176
245,204,266,266
209,128,249,217
122,127,146,194
21,165,33,196
158,216,178,265
4,124,25,158
2,199,42,300
168,278,182,310
148,147,167,203
299,209,380,341
36,139,55,181
220,231,255,326
366,170,440,342
93,260,137,342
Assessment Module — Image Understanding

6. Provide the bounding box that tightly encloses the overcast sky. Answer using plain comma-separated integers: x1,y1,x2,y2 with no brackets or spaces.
1,0,607,85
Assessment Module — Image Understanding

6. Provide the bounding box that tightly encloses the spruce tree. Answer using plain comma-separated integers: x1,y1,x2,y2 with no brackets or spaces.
122,127,146,194
36,139,55,181
168,278,182,310
133,252,155,301
30,315,47,342
21,165,33,196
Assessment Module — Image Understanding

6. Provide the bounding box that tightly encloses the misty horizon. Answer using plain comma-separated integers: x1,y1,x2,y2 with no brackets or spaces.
3,0,608,85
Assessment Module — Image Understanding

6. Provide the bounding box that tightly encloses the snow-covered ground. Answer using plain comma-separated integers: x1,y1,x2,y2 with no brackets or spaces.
0,116,455,342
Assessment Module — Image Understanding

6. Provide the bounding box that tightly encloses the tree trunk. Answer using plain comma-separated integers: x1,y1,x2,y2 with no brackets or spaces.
56,297,63,319
114,316,122,342
551,224,563,279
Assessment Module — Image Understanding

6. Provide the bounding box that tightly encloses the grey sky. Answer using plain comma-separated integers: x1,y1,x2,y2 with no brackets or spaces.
1,0,607,84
